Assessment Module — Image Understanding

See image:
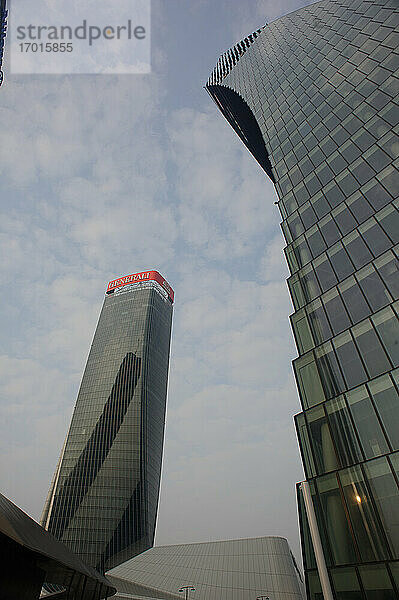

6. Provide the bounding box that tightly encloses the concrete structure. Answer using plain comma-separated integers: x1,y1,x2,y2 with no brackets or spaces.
206,1,399,597
107,537,305,600
41,271,174,573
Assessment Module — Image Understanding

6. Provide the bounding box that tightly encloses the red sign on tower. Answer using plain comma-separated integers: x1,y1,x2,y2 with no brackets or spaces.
107,270,174,303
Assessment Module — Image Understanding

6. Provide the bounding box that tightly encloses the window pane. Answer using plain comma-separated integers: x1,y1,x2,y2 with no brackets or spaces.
317,473,357,566
320,214,341,246
359,564,396,600
285,246,299,273
295,413,317,478
315,342,346,399
369,375,399,450
390,451,399,481
312,192,330,219
308,299,332,344
294,238,312,268
301,265,321,301
324,180,344,209
314,255,337,292
346,386,389,459
300,203,317,229
328,243,355,280
306,405,339,474
322,288,351,335
289,275,306,310
374,252,399,300
297,484,317,570
326,396,363,467
292,312,314,353
343,231,373,269
364,457,399,558
357,264,390,311
347,190,374,223
333,204,357,235
340,465,388,562
288,212,305,237
331,567,362,600
376,204,399,244
307,571,323,600
372,306,399,368
339,276,371,323
307,226,327,257
360,218,392,257
295,353,326,409
388,562,399,592
352,320,391,378
333,331,367,389
362,177,392,211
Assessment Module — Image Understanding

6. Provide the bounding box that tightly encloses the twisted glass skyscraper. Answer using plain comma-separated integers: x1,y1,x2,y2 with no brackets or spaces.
207,1,399,598
41,271,174,573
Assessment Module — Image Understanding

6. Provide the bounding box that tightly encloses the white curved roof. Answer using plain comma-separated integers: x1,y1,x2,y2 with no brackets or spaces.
107,536,304,600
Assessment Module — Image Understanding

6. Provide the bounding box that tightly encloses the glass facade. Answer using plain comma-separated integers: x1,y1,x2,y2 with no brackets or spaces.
41,277,173,573
206,0,399,597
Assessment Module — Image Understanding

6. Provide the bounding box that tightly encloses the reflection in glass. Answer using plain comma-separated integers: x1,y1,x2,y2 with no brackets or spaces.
352,320,391,378
374,252,399,300
369,375,399,450
333,331,367,389
346,386,389,459
315,342,346,399
295,353,326,409
360,218,392,257
340,466,388,562
322,288,351,335
317,473,357,566
326,396,363,467
301,264,321,301
372,306,399,368
292,311,314,353
363,457,399,558
307,570,323,600
297,483,317,570
331,567,363,600
357,264,390,311
358,564,396,600
314,255,337,292
343,231,372,269
328,243,354,280
296,413,317,478
339,276,370,323
308,299,332,344
306,405,338,474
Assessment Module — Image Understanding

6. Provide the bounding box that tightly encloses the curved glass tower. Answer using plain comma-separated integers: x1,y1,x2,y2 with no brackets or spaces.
41,271,174,573
207,1,399,598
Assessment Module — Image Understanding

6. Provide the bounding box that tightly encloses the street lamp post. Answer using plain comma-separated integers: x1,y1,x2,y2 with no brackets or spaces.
178,586,195,600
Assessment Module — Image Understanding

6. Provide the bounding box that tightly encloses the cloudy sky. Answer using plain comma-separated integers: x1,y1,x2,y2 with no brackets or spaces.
0,0,317,564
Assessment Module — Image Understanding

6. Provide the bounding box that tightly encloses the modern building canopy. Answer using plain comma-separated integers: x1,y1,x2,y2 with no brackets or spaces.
0,492,115,600
107,536,305,600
